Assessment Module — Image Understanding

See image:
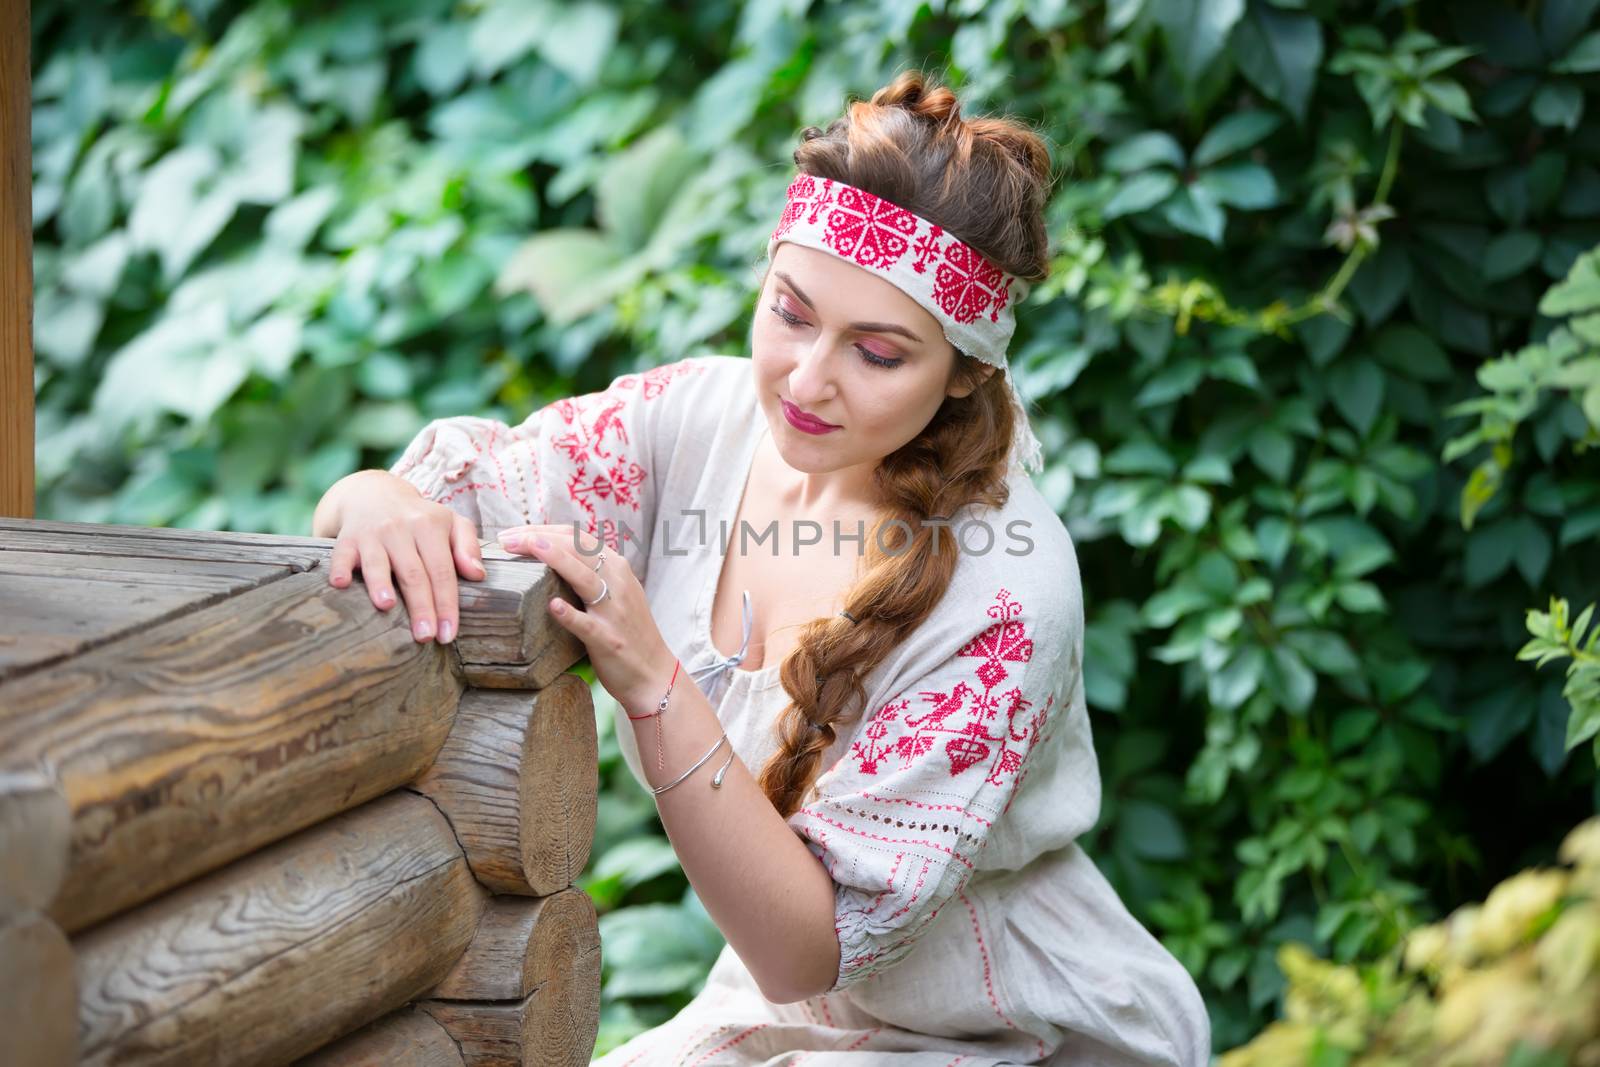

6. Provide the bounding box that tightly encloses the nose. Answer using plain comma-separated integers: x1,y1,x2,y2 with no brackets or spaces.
787,337,837,408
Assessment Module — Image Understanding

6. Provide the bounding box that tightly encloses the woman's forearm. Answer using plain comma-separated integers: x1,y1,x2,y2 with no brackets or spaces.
628,675,840,1004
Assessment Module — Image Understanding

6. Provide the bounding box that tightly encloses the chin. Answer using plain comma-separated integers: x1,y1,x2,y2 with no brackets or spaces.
771,431,837,472
764,417,846,472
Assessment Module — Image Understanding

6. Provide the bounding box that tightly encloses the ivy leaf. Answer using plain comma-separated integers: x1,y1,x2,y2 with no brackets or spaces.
1119,799,1190,860
1162,182,1227,244
1532,81,1585,130
1154,0,1246,86
1104,170,1180,218
413,21,473,97
1329,358,1386,436
1192,110,1283,167
495,228,632,324
1553,29,1600,73
1197,161,1279,209
1484,230,1545,282
1231,3,1322,122
1104,131,1188,173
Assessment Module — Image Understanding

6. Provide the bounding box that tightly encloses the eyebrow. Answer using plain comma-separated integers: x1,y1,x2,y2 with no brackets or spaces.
774,271,925,345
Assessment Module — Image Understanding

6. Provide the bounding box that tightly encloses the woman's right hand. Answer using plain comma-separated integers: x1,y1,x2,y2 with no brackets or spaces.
315,470,487,644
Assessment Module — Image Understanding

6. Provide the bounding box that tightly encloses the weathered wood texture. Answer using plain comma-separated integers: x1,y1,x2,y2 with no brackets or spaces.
76,790,488,1067
417,890,601,1067
0,547,305,678
411,677,598,896
0,517,587,687
433,888,601,1002
0,518,605,1065
0,568,465,933
295,1005,467,1067
0,911,76,1067
0,0,31,520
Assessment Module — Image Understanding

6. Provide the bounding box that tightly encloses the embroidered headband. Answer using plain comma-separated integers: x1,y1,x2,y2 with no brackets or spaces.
764,173,1043,476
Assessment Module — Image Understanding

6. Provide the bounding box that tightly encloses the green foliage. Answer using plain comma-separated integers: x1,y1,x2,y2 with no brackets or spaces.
29,0,1600,1056
1446,244,1600,529
1217,814,1600,1067
1521,598,1600,766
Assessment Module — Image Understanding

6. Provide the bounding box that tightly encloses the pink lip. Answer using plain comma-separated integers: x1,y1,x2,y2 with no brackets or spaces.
781,399,840,434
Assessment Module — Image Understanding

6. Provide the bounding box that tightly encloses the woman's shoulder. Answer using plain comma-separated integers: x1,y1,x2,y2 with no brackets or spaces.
941,474,1083,647
659,353,754,397
631,353,756,431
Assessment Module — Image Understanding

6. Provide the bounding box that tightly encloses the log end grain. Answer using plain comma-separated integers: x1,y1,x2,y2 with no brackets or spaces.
412,677,597,897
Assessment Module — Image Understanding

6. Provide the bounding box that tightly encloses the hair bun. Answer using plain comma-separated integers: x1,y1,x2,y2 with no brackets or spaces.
870,70,963,126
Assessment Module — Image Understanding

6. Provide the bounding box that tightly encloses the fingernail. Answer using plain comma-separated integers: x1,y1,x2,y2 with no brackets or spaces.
501,535,523,550
534,535,551,549
378,589,393,606
414,619,434,640
439,619,454,643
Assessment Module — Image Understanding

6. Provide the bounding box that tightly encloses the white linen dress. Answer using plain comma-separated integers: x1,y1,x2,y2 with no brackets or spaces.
388,354,1212,1067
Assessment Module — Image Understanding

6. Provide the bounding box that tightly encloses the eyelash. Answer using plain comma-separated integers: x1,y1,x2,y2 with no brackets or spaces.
769,302,904,369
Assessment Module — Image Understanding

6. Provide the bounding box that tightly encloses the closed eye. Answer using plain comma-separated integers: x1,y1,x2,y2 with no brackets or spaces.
769,303,904,369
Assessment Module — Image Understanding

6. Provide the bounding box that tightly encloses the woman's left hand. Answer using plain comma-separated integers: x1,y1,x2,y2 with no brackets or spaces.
495,523,678,715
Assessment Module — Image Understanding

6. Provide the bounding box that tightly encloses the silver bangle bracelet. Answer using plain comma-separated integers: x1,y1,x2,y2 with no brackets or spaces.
651,732,730,796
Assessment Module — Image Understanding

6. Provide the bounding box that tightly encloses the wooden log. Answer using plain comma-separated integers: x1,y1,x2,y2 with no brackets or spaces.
76,789,487,1067
295,1005,466,1067
431,887,600,1002
418,993,593,1067
0,764,70,920
409,675,597,896
0,548,299,682
0,911,76,1067
0,518,328,569
0,519,588,686
0,569,463,933
416,888,602,1067
451,558,588,691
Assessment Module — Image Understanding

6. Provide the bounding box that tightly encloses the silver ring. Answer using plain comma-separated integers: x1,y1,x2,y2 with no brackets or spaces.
583,576,610,606
592,551,606,572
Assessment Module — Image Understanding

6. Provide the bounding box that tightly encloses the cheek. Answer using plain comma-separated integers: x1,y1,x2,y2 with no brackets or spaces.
879,370,958,440
751,325,784,385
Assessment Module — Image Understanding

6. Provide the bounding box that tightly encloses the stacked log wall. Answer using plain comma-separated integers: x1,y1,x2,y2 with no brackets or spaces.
0,520,603,1066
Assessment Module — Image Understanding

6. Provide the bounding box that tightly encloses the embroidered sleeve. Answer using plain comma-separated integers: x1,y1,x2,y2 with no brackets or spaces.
786,585,1075,995
387,358,709,572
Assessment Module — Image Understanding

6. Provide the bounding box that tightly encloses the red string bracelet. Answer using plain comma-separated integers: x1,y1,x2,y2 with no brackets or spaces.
625,658,681,775
626,658,680,720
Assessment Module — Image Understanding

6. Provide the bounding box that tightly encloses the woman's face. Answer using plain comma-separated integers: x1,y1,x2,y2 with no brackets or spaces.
751,242,993,478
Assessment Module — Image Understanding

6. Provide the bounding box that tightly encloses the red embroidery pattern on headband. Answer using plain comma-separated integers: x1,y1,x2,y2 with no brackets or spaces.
936,242,1012,325
849,588,1043,786
772,174,1019,329
912,224,944,273
774,174,835,242
773,174,818,241
825,184,918,269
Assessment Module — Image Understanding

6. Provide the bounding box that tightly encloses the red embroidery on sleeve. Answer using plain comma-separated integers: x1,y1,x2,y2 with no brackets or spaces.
543,361,703,551
849,588,1045,786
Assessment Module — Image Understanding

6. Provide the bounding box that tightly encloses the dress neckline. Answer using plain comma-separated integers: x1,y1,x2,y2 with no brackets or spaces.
691,420,783,695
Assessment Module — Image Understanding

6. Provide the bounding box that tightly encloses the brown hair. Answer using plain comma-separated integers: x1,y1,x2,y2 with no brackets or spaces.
754,68,1055,819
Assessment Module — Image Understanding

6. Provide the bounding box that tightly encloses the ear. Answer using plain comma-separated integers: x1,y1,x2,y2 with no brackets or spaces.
946,360,997,399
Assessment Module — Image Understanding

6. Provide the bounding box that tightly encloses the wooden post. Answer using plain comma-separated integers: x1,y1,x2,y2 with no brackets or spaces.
1,0,32,519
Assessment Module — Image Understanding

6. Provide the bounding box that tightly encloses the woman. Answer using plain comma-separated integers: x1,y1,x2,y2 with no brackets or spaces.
313,70,1210,1066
